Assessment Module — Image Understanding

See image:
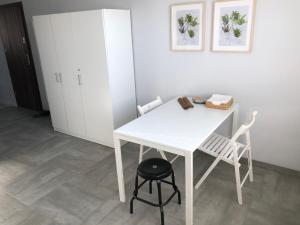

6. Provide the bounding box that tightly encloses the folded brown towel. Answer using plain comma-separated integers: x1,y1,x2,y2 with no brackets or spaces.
178,97,194,110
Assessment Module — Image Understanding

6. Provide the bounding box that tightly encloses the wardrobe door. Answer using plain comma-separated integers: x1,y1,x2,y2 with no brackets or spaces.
102,10,137,130
71,11,114,146
33,16,68,131
50,13,86,137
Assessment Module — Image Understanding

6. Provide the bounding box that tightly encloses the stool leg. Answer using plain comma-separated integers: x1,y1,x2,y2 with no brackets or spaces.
156,181,164,225
171,171,181,205
130,197,134,214
134,174,139,196
149,180,153,194
130,174,139,214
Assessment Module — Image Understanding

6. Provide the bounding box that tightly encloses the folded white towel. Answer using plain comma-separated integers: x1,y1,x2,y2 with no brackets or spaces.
207,94,232,105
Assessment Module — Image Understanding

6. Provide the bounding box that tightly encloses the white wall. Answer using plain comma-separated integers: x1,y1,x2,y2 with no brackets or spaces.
0,0,299,171
132,0,300,171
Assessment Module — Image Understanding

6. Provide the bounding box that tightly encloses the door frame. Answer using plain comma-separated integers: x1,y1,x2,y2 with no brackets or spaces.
0,1,43,111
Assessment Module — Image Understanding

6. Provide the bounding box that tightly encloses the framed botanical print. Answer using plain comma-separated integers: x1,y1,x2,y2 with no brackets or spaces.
212,0,256,52
171,2,205,51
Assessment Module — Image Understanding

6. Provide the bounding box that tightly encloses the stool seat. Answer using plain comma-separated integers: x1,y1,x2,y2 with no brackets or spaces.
138,158,172,180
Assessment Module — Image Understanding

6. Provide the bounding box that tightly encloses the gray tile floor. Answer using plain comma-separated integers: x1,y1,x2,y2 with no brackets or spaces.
0,105,299,225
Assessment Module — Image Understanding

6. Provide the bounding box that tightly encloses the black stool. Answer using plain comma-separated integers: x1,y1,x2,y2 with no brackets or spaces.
130,158,181,225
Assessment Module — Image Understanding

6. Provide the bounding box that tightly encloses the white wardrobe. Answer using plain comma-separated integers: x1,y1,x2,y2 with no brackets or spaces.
33,9,136,147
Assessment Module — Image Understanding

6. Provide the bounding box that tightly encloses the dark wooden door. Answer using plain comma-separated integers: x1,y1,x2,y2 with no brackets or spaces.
0,2,42,111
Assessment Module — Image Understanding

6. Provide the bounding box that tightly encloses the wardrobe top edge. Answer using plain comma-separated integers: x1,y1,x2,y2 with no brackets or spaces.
32,9,131,18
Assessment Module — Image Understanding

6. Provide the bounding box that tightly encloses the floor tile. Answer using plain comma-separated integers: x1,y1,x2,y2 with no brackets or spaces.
0,192,25,223
1,208,61,225
0,157,32,186
33,183,103,225
6,166,72,205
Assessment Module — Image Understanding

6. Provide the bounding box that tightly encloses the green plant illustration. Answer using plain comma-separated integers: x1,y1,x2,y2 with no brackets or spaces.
230,11,247,25
186,14,199,27
177,13,199,38
221,10,247,38
233,28,241,37
221,15,230,32
188,29,195,38
178,17,186,33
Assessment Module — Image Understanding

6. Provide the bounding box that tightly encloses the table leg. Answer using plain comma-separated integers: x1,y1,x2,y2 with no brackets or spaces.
114,135,126,202
232,104,239,137
185,151,193,225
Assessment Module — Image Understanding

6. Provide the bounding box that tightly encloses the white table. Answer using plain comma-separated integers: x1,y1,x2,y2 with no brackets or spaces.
113,98,238,225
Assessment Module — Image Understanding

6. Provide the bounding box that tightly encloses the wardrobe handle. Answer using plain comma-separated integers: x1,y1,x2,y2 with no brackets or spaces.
58,73,62,83
54,73,59,83
77,74,82,85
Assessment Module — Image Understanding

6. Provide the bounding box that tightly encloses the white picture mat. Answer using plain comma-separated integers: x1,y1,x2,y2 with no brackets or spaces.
212,0,254,52
171,3,204,50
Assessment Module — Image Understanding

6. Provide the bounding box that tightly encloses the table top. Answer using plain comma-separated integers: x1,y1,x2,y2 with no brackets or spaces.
114,98,236,153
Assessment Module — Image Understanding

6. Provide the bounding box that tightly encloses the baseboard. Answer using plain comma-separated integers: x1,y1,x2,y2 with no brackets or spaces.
252,159,300,177
53,127,114,148
53,127,128,149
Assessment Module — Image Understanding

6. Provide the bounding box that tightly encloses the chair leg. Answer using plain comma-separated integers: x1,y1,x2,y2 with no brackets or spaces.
234,161,243,205
171,171,181,204
156,181,164,225
139,145,144,163
246,132,254,182
149,180,152,194
248,148,254,182
158,150,168,161
195,148,225,189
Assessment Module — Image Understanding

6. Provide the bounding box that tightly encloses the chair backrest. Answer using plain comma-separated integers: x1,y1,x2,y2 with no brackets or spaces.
231,111,258,143
137,96,162,116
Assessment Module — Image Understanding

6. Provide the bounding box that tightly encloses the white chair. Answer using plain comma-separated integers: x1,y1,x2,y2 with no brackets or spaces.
137,96,180,164
195,111,258,204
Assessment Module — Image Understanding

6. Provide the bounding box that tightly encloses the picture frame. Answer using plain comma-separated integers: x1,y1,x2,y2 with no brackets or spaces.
212,0,256,52
171,2,205,51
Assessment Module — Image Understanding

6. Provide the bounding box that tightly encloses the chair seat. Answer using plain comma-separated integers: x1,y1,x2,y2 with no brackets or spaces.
138,158,173,180
199,133,249,165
